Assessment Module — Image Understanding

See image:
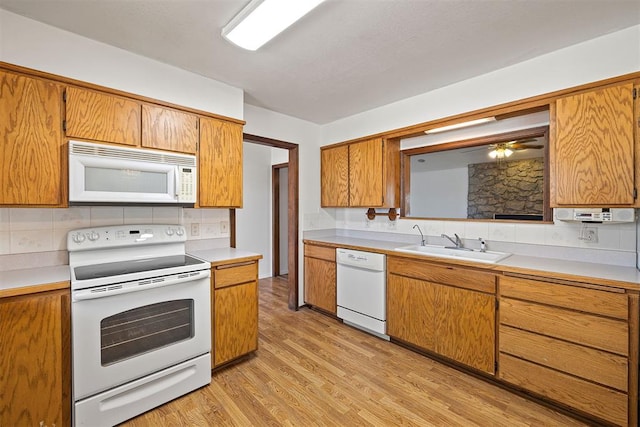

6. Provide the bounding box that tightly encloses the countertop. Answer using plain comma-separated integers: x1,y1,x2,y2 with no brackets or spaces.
189,247,263,267
0,265,71,298
304,235,640,290
1,248,263,298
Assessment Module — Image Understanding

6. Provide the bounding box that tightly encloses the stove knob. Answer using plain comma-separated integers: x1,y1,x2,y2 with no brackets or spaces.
165,228,175,236
175,228,185,236
72,233,86,244
88,231,100,241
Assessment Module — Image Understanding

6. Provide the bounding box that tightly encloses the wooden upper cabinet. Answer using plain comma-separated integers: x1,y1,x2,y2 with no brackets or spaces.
0,70,64,206
320,137,399,208
552,82,636,206
141,104,199,154
321,145,349,206
65,86,141,146
349,138,384,207
199,117,243,207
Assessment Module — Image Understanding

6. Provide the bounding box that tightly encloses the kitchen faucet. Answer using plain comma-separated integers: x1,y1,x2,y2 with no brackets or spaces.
441,233,464,249
413,224,426,246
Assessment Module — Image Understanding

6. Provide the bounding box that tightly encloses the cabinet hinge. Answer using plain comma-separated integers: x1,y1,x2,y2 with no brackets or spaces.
62,90,67,103
62,120,67,132
634,188,638,200
495,361,498,372
633,88,637,100
495,299,499,310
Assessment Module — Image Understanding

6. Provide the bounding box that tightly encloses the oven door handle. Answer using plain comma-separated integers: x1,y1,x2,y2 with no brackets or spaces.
72,270,210,301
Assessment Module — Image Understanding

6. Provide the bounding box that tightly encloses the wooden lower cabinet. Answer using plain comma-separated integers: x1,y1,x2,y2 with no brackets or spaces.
303,243,336,314
212,261,259,368
0,288,71,427
387,256,496,375
498,274,638,426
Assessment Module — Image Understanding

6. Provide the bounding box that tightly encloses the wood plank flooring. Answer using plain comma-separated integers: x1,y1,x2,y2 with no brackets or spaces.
121,277,587,426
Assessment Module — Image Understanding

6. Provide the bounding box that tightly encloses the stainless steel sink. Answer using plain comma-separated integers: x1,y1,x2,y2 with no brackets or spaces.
394,244,511,264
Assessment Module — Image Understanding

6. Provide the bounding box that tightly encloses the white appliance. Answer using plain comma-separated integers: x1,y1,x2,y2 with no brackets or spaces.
336,248,389,340
69,140,197,205
68,224,211,427
555,208,635,223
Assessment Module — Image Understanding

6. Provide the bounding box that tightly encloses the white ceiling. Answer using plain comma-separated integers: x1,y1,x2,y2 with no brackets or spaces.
1,0,639,124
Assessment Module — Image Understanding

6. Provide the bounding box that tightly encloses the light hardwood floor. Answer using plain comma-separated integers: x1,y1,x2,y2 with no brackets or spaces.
121,277,587,426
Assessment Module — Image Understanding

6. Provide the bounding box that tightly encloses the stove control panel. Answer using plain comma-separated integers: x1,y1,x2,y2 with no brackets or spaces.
68,224,187,251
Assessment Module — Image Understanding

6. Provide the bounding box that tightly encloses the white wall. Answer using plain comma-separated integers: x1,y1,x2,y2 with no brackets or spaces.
323,25,640,144
0,9,243,119
235,143,273,279
411,168,468,218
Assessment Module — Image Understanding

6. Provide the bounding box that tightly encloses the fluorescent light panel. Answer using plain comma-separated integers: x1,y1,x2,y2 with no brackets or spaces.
424,117,496,134
222,0,326,51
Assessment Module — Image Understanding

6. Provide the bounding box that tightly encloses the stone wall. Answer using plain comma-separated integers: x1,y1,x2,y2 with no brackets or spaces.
467,158,544,219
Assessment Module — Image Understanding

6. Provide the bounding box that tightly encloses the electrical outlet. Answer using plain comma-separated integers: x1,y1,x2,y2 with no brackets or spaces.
579,226,598,243
220,221,229,234
190,223,200,237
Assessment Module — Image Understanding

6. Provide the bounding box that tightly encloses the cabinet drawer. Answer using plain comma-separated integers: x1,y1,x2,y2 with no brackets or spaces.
388,256,496,294
304,244,336,262
214,262,257,289
500,298,628,356
499,354,627,426
500,325,627,391
500,275,628,319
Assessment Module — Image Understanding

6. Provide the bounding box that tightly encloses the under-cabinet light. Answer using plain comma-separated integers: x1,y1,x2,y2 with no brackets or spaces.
222,0,326,51
424,117,496,134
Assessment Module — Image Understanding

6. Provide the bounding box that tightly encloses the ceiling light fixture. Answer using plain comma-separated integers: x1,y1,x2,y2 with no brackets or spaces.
222,0,327,51
424,117,496,134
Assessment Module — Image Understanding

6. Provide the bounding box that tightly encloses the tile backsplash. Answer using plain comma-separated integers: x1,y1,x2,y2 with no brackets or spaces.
0,207,230,255
332,208,637,257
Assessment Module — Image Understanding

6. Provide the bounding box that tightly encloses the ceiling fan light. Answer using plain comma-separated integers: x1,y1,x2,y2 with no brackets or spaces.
504,148,514,157
222,0,327,51
488,150,498,159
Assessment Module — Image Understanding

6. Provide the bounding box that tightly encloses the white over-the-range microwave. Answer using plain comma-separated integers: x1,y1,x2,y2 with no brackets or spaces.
69,140,197,205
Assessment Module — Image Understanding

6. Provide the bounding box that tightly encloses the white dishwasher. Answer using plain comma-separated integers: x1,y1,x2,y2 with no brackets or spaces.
336,248,389,340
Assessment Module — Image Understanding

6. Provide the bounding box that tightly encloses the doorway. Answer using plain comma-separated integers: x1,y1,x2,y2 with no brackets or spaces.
272,163,288,278
237,133,299,310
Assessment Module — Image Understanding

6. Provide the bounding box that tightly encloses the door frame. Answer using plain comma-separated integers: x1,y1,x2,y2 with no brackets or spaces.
272,162,288,277
239,133,299,311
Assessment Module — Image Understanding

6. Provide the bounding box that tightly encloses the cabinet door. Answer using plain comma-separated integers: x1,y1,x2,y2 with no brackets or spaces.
0,71,64,205
0,289,71,427
141,104,198,154
321,145,349,207
434,284,495,374
304,256,336,314
349,138,384,207
214,281,258,366
553,83,635,205
199,117,243,207
66,86,141,146
387,274,436,351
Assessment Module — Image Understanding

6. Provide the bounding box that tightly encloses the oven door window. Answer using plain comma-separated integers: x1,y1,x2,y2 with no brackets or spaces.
101,299,194,365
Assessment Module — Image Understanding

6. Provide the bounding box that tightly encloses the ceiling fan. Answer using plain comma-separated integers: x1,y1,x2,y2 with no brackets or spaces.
488,138,543,158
